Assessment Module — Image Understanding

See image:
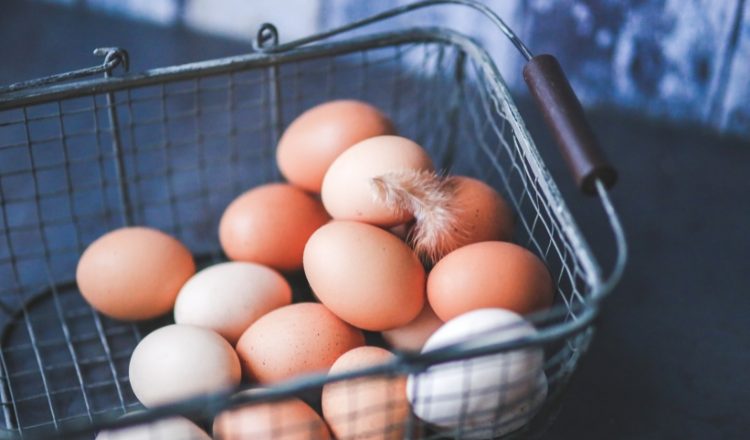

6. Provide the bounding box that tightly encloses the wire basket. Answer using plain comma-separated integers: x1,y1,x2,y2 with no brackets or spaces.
0,1,626,438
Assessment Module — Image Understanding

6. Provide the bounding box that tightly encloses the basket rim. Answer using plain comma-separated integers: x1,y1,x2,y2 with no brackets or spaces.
0,28,480,111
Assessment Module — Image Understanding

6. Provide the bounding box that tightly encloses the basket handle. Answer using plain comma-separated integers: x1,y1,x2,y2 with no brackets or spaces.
523,54,617,195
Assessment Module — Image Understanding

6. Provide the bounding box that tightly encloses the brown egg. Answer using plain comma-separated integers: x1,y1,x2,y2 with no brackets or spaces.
76,227,195,321
303,221,425,331
449,176,514,247
219,183,330,271
235,303,365,383
428,241,554,321
321,136,434,227
214,394,330,440
322,346,410,440
381,303,443,352
276,100,395,193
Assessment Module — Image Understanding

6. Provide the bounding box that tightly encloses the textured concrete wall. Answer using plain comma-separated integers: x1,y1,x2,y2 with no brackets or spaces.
33,0,750,138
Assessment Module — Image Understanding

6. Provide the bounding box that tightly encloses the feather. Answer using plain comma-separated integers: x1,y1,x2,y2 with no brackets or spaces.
371,170,467,264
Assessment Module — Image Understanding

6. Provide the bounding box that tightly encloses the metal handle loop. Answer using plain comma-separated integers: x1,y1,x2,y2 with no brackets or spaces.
0,47,129,94
254,23,280,51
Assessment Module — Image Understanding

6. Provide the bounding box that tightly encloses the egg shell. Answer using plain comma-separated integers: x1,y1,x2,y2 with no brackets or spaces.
322,346,410,440
214,394,330,440
428,241,554,321
381,303,443,352
174,262,292,344
406,309,548,438
449,176,515,247
96,416,210,440
321,135,434,227
235,303,365,383
129,324,241,407
219,183,330,271
303,221,426,331
76,227,195,321
276,100,395,193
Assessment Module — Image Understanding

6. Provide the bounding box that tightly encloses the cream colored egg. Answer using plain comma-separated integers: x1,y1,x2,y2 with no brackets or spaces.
406,309,547,438
96,416,210,440
129,324,241,407
321,135,434,227
174,262,291,344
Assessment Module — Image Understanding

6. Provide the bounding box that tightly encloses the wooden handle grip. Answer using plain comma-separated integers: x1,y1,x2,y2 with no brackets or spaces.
523,54,617,195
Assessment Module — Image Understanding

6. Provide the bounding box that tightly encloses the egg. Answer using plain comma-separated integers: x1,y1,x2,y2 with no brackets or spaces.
321,135,434,227
174,262,292,344
219,183,330,271
428,241,554,321
276,100,395,193
76,227,195,321
236,303,365,383
214,393,330,440
444,176,515,248
381,303,443,352
407,309,548,438
304,221,425,331
129,324,241,407
96,416,210,440
322,346,410,440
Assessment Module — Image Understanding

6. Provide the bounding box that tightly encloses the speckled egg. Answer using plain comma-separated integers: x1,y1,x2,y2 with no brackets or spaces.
235,303,365,383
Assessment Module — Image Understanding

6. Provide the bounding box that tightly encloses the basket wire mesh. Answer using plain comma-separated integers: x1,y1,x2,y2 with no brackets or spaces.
0,2,625,439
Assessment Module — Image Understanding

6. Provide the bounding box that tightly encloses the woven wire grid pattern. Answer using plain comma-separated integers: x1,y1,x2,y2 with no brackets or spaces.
0,37,594,439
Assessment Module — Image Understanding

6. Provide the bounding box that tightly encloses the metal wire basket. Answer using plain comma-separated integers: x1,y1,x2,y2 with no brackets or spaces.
0,1,626,438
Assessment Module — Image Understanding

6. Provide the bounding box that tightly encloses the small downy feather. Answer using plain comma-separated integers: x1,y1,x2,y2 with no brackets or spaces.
371,170,467,264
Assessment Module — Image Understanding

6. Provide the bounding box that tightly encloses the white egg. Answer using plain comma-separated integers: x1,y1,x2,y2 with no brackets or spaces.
129,324,241,408
174,262,292,344
406,308,547,438
96,416,210,440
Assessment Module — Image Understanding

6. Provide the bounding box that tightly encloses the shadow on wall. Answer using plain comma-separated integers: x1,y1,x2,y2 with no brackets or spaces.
27,0,750,138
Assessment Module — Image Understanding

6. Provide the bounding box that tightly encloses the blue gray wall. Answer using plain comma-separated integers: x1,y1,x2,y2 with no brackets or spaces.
33,0,750,138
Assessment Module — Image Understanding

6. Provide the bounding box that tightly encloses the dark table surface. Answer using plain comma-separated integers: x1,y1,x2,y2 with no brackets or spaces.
1,1,749,439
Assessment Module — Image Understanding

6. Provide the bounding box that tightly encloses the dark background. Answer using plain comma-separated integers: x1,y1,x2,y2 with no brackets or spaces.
1,1,749,439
